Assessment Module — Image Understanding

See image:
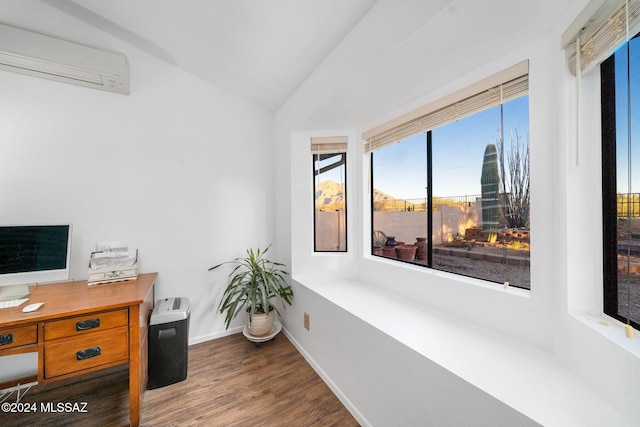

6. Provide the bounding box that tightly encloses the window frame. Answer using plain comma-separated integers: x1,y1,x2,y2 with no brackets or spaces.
312,145,348,253
601,33,640,330
368,93,530,289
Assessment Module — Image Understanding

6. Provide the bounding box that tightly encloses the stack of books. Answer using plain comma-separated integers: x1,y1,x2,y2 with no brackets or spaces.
88,243,138,285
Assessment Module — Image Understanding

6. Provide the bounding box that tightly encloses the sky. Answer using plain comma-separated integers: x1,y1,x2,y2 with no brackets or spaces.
314,153,345,185
615,36,640,194
372,96,529,200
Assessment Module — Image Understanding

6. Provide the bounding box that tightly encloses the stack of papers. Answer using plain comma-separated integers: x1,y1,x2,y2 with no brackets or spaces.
88,242,138,285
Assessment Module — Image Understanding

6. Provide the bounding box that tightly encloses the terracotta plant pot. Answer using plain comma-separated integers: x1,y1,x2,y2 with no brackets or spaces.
246,306,275,336
395,244,417,261
415,237,427,260
382,246,396,257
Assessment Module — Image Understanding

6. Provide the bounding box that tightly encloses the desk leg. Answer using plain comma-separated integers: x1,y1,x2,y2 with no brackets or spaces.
129,305,142,427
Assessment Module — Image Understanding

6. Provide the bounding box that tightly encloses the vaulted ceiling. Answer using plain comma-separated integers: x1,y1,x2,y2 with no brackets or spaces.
46,0,377,111
42,0,577,120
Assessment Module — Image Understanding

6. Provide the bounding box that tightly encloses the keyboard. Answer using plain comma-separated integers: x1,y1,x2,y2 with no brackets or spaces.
0,298,29,309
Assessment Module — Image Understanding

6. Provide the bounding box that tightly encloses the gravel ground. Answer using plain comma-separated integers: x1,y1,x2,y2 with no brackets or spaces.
616,264,640,325
432,252,530,290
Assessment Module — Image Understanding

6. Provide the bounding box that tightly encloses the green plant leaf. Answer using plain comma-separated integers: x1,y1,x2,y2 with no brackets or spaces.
210,244,293,330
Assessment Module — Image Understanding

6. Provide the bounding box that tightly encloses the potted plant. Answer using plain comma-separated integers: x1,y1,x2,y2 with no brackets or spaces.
209,245,293,337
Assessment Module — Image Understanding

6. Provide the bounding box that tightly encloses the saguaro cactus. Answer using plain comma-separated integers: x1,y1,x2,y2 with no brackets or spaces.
481,144,500,242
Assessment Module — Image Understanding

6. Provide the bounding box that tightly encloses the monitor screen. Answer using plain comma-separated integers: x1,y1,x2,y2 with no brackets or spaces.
0,224,72,286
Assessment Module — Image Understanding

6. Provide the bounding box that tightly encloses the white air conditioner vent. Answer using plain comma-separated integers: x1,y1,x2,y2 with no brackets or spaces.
0,23,129,95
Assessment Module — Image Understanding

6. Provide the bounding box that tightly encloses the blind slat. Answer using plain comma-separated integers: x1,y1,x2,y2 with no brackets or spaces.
566,0,640,75
363,69,528,152
311,136,348,153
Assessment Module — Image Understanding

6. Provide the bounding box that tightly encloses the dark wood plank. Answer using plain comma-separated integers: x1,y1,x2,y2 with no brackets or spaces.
1,333,359,426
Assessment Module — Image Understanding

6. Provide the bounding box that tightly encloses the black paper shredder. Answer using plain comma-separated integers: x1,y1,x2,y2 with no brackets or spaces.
148,297,190,389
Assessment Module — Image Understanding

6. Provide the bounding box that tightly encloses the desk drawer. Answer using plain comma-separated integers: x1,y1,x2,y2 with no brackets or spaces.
44,309,128,341
44,326,128,378
0,325,37,351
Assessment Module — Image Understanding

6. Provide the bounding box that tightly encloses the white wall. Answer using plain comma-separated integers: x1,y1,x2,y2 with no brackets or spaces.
4,0,639,425
277,0,640,425
0,1,276,342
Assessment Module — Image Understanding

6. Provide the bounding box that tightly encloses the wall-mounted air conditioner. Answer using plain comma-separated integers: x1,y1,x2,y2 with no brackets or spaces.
0,23,129,95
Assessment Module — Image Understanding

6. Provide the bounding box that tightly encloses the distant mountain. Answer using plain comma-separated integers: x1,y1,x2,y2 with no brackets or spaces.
373,188,396,202
315,180,345,211
316,182,422,211
373,188,420,211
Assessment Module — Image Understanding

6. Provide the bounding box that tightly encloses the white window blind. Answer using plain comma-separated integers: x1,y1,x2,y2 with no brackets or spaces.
311,136,348,154
565,0,640,76
362,61,528,152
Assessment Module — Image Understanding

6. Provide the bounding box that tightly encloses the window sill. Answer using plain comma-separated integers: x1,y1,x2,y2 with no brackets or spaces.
293,275,627,426
570,310,640,358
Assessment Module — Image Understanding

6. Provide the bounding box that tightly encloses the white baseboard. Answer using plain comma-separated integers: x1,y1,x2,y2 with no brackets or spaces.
189,325,243,346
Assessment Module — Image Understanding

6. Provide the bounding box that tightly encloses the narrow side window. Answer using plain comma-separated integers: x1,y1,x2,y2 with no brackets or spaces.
312,137,347,252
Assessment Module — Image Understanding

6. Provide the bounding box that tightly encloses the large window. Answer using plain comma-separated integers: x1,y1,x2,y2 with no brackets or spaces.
368,64,530,289
313,137,347,252
602,33,640,328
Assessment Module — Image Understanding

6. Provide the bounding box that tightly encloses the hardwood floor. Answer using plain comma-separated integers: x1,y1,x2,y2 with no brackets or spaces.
2,333,359,426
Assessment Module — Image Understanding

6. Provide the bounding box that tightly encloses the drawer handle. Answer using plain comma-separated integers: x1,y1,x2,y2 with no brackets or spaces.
76,346,101,360
76,318,100,331
0,333,14,346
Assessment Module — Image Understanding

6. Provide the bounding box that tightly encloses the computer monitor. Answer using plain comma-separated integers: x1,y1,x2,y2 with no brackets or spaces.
0,224,72,301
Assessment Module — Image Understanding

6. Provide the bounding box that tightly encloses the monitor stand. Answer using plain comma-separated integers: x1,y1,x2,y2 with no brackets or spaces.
0,283,30,302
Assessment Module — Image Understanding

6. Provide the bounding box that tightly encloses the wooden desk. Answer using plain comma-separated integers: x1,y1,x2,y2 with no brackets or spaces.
0,272,156,427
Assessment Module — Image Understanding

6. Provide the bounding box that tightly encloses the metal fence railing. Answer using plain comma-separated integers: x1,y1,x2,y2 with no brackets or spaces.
373,192,640,217
373,194,482,212
618,193,640,218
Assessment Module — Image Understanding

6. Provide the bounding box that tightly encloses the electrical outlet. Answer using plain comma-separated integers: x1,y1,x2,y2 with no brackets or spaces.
304,312,310,330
